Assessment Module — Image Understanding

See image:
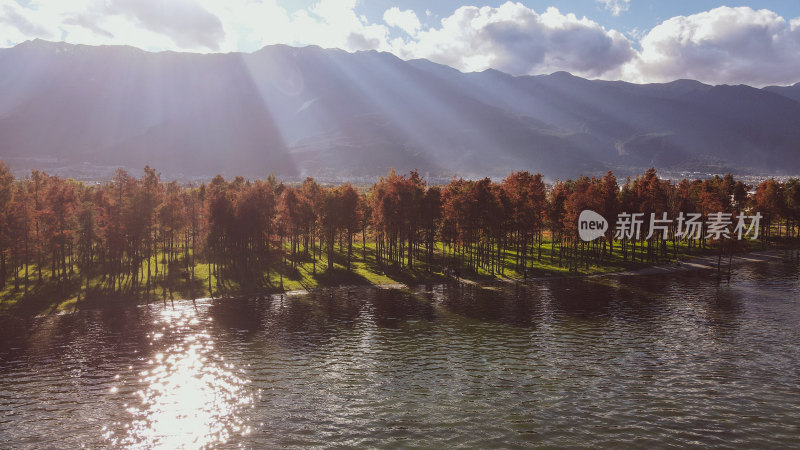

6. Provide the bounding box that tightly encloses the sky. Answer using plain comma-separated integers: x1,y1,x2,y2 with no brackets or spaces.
1,0,799,86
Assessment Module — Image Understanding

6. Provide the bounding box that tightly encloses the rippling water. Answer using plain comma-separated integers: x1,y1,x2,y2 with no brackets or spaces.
1,254,799,448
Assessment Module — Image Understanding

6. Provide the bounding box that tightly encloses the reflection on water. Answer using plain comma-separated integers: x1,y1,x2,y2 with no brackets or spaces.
0,255,799,448
104,307,254,448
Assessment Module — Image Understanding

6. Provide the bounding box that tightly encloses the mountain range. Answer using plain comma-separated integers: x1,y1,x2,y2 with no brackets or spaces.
1,39,799,180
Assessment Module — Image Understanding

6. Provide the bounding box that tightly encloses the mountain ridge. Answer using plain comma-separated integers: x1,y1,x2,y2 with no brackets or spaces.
1,39,799,180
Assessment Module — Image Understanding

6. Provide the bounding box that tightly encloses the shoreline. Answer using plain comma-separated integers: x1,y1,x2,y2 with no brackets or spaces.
173,248,800,304
10,247,798,318
601,248,797,278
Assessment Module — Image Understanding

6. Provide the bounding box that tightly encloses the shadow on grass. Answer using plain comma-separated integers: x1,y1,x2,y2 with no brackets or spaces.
1,277,82,317
311,267,374,287
5,240,795,319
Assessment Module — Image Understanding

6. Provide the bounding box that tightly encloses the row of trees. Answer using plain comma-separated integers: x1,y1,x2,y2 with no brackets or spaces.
1,160,798,299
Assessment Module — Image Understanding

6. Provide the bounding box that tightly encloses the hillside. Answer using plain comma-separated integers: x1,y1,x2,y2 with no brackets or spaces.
1,39,800,180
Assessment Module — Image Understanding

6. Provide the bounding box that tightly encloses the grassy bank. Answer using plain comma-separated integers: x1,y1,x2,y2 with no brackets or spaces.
1,235,796,317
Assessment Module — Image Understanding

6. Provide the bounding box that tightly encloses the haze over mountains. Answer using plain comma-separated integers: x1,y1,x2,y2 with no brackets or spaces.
1,39,799,180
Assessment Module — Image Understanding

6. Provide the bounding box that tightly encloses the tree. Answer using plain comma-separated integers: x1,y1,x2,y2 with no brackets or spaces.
783,178,800,239
76,193,96,299
547,180,568,266
206,175,236,289
319,187,339,271
300,177,323,273
420,186,442,270
502,171,546,272
6,184,32,292
599,171,619,257
1,160,789,304
0,162,14,288
564,176,601,270
278,186,304,270
338,184,360,270
636,168,669,262
46,177,77,287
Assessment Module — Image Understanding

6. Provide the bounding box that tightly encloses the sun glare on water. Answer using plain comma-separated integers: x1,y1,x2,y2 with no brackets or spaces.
103,306,254,449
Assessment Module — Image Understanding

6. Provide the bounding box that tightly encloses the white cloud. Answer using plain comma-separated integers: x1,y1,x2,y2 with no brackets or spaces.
383,7,421,36
0,2,49,37
0,1,52,46
2,1,800,86
394,2,635,79
0,0,389,53
596,0,630,17
0,0,636,78
302,0,389,50
199,0,292,52
626,6,800,86
0,0,228,51
108,0,224,50
217,0,389,52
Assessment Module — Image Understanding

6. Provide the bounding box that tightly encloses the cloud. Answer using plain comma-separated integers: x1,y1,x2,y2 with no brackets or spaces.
0,0,227,51
0,3,51,38
1,1,800,86
301,0,389,51
627,6,800,86
395,2,635,79
0,0,53,46
0,0,392,53
596,0,630,16
107,0,224,50
241,0,388,52
383,7,421,36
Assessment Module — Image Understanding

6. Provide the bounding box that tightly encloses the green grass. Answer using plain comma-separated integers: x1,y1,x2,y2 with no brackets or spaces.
1,232,796,317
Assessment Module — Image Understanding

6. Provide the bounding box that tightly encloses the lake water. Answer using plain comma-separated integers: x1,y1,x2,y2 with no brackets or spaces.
1,253,799,448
